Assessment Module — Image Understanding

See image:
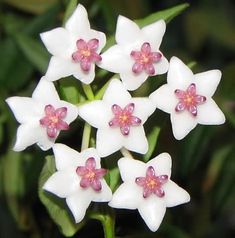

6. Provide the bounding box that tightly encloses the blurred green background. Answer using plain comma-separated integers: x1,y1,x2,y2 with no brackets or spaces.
0,0,234,237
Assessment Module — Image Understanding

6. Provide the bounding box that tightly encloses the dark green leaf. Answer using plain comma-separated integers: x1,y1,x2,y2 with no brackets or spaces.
38,156,84,237
14,34,49,73
143,127,161,162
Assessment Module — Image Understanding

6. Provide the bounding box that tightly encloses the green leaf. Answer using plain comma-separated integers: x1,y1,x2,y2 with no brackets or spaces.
14,34,49,73
143,127,161,162
38,156,84,237
0,39,33,91
63,0,78,26
136,3,190,27
58,77,82,104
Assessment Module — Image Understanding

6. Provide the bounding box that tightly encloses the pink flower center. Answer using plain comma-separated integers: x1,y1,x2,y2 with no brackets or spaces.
76,157,107,192
72,38,102,72
108,103,141,136
39,104,69,138
135,166,168,198
130,42,162,75
175,83,206,117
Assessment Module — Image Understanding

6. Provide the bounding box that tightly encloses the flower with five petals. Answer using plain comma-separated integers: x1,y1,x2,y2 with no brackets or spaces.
149,57,225,140
109,153,190,232
99,16,169,91
40,4,106,84
6,78,78,151
78,79,155,157
43,144,112,223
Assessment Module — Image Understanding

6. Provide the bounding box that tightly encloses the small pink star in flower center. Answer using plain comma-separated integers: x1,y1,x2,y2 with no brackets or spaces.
108,103,141,136
72,38,102,72
174,83,206,117
76,157,107,192
39,104,69,138
130,42,162,75
135,166,168,198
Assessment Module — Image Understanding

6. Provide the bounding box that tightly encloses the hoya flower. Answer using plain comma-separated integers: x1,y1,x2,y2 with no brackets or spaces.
43,144,112,223
78,79,155,157
149,57,225,140
109,154,190,232
40,4,106,84
99,16,169,91
6,78,78,151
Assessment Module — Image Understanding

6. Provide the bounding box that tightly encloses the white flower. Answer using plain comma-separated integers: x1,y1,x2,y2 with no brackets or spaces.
6,78,78,151
149,56,225,140
40,4,106,84
43,144,112,223
78,79,155,157
109,154,190,232
99,16,169,91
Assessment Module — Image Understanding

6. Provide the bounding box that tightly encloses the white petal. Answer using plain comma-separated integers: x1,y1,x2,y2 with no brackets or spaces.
167,57,194,89
36,133,55,151
66,191,92,223
45,56,78,82
148,153,172,178
59,100,78,124
32,78,60,104
154,55,169,75
92,180,112,202
142,20,166,49
65,4,90,37
6,97,42,123
118,157,145,182
53,144,80,170
194,70,222,97
88,29,106,52
96,128,123,157
109,182,143,209
170,112,197,140
120,71,148,91
13,123,44,151
99,45,131,73
197,98,225,125
43,170,78,198
40,27,73,57
131,98,155,123
79,148,101,166
73,64,95,84
124,126,148,154
103,79,131,106
149,84,177,114
138,196,166,232
78,101,111,128
164,180,190,207
115,16,141,45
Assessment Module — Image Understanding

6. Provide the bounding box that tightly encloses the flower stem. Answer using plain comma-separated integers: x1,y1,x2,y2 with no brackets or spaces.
82,84,95,101
120,147,134,159
81,122,91,150
89,208,115,238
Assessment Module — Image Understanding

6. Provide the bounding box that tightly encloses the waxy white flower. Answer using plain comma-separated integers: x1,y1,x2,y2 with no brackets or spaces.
78,79,155,157
99,16,169,91
40,4,106,84
109,154,190,232
6,78,78,151
43,144,112,223
150,57,226,140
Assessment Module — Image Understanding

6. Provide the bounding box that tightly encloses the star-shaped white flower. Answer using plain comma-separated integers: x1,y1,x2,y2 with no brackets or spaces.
78,79,155,157
149,57,226,140
6,78,78,151
99,16,169,91
40,4,106,84
43,144,112,223
109,154,190,232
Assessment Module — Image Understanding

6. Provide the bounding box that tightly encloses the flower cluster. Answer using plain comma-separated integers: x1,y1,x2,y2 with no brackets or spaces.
6,4,225,234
